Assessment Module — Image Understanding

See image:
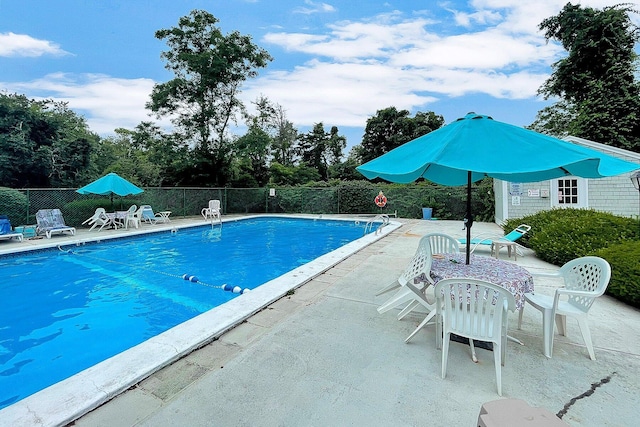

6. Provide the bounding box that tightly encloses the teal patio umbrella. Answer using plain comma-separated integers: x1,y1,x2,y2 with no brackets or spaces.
357,112,640,263
76,172,143,207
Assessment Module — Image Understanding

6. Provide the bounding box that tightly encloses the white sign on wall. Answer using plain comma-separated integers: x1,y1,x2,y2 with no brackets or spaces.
509,183,523,196
511,196,521,206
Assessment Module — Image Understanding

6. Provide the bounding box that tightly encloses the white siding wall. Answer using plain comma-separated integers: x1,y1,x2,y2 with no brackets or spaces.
497,136,640,222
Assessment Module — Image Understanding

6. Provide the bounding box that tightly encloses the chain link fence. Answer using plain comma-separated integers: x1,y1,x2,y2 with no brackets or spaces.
2,181,495,228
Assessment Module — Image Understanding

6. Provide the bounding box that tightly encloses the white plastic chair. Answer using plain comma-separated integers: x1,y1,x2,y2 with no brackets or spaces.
377,235,433,312
201,199,221,222
518,256,611,360
435,278,516,396
391,233,461,332
427,232,461,255
125,205,140,229
377,235,440,343
375,232,458,297
83,208,111,231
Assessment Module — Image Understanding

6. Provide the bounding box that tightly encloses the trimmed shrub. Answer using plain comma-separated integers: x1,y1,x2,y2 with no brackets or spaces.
62,198,122,226
0,187,29,225
502,208,638,265
596,241,640,308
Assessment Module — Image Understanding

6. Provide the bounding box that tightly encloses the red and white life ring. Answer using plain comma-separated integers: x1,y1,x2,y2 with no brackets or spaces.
374,192,387,207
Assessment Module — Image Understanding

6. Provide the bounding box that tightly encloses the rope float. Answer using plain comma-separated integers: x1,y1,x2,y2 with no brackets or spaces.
181,274,251,294
57,246,250,294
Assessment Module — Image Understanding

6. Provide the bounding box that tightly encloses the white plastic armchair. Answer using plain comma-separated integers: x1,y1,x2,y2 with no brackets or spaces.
427,232,460,255
202,199,221,222
125,205,139,229
435,278,516,396
377,235,433,308
375,232,458,297
518,256,611,360
388,232,461,333
376,235,440,343
83,208,110,231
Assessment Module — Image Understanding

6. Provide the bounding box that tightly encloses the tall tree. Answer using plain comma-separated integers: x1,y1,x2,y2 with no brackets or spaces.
147,10,272,185
296,123,346,181
533,3,640,151
234,125,271,186
355,107,444,164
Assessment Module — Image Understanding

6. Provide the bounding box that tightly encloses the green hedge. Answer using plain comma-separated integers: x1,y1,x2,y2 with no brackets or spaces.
596,241,640,308
503,208,640,307
502,208,638,265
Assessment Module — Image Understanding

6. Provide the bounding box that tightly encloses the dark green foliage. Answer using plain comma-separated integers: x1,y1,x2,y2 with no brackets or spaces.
0,93,98,188
330,180,494,220
596,241,640,308
62,199,114,226
337,181,377,214
0,187,29,225
535,3,640,151
354,107,445,164
269,187,338,214
503,208,638,265
503,208,640,306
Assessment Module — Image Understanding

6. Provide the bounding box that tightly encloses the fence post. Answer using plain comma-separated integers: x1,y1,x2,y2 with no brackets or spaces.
26,189,31,224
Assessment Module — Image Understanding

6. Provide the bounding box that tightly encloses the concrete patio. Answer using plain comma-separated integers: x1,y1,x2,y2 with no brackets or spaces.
1,217,639,426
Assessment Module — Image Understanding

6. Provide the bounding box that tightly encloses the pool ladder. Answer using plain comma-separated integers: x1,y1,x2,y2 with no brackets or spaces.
363,214,390,235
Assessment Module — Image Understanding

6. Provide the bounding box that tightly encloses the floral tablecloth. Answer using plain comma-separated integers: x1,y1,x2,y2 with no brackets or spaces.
424,253,533,309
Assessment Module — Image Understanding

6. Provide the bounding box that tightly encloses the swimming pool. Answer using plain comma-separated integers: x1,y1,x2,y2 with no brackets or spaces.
0,215,397,419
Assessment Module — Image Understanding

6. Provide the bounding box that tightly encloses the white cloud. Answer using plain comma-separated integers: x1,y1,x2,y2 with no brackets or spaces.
294,0,337,15
4,0,639,139
253,3,568,128
3,73,170,134
0,32,69,57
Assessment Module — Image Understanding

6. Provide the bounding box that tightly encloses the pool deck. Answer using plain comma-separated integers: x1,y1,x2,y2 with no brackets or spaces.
1,216,639,426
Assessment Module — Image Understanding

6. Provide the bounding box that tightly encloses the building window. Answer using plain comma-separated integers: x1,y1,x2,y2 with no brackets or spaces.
558,178,579,204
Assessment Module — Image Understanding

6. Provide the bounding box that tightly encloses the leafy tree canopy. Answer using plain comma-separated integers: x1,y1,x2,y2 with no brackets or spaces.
532,3,640,151
147,10,272,148
0,92,98,188
354,107,444,164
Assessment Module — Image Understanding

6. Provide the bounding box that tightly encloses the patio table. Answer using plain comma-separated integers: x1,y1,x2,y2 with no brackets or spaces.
105,211,127,229
425,253,534,359
427,253,533,310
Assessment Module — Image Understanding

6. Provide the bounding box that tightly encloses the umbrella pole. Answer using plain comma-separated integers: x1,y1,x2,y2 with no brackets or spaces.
466,171,472,265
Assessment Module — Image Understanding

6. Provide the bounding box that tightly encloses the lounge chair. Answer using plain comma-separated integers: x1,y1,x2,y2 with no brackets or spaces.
82,208,112,232
0,215,23,242
138,205,170,224
201,199,221,222
36,209,76,239
458,224,531,258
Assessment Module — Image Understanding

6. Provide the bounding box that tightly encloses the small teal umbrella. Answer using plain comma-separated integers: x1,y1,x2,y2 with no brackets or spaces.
357,112,640,263
76,173,143,207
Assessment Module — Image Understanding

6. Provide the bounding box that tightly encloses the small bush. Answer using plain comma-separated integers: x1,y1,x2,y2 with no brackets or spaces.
0,187,29,225
596,241,640,308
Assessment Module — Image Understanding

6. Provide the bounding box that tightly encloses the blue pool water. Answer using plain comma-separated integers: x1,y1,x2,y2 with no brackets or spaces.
0,217,370,409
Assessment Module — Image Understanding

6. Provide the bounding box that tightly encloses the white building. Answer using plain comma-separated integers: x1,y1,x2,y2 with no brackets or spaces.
494,136,640,223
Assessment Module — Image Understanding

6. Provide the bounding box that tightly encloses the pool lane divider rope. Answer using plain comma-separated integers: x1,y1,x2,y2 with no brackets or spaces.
57,245,251,294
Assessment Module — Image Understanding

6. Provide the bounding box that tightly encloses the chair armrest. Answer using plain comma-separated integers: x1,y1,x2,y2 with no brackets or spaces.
555,289,595,298
531,271,562,278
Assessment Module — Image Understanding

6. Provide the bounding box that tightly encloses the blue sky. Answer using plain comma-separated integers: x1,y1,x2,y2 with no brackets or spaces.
1,0,638,151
